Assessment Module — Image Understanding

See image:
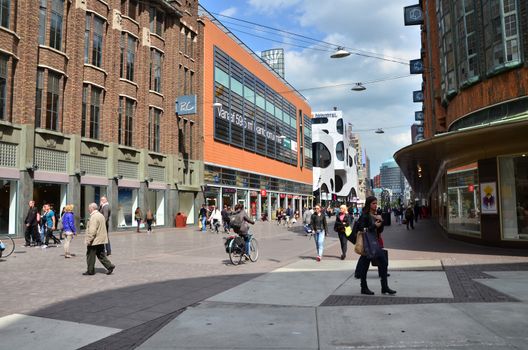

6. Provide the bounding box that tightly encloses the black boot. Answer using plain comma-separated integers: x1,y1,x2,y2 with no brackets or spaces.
381,278,396,295
361,278,374,295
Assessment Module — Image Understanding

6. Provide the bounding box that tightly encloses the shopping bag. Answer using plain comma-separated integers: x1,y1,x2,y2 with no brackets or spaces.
371,249,388,266
354,231,364,255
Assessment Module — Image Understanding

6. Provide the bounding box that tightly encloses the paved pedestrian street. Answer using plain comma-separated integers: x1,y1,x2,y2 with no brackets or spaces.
2,219,528,349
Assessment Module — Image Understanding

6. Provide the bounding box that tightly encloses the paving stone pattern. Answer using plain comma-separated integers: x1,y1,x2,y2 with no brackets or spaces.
321,263,528,307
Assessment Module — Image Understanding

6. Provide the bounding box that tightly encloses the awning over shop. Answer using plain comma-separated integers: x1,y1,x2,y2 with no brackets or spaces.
394,119,528,195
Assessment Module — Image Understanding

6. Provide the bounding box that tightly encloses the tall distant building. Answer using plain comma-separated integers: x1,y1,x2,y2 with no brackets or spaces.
312,110,359,204
261,49,285,78
380,159,405,202
349,132,369,202
373,174,381,189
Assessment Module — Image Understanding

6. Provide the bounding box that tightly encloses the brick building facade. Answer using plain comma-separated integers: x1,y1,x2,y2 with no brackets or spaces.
396,0,528,247
0,0,203,236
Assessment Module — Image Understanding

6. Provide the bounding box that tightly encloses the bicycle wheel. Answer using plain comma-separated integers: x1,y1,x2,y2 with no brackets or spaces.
228,238,243,265
0,235,15,258
248,237,259,262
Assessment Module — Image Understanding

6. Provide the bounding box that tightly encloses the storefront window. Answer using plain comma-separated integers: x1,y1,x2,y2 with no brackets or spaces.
0,180,16,234
117,187,138,227
33,182,66,220
249,191,258,220
80,185,105,229
261,193,268,220
447,163,481,236
204,186,220,208
146,189,165,226
499,155,528,240
222,187,236,208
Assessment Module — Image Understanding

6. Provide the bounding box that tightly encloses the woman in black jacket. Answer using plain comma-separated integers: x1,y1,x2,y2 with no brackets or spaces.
356,196,396,295
310,204,328,262
334,204,352,260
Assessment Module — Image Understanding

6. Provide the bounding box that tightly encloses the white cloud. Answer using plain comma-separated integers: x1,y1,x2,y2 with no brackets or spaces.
244,0,422,174
219,6,238,17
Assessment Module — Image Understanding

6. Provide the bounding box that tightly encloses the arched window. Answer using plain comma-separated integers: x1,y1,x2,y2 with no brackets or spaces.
336,141,344,161
312,142,331,168
336,118,343,134
335,174,343,193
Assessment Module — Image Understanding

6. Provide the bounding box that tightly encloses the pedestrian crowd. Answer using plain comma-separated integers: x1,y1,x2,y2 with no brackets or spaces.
22,193,424,294
23,196,116,276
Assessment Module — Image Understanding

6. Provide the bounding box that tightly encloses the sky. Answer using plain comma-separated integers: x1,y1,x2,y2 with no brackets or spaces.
199,0,422,176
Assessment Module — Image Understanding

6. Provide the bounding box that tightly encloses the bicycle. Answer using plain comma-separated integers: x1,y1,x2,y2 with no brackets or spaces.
0,234,15,258
224,234,258,265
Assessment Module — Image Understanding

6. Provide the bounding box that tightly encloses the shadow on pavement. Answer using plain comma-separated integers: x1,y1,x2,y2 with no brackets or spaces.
21,256,528,349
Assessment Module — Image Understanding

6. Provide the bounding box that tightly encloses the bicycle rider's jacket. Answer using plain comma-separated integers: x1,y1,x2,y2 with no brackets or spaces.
234,209,255,236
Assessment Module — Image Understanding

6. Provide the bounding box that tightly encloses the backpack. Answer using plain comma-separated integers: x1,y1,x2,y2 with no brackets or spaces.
230,212,243,232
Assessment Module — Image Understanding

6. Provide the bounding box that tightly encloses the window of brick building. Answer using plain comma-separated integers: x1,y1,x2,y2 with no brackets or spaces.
183,67,188,94
179,25,196,58
34,69,63,131
120,33,137,81
81,85,102,140
0,0,10,29
118,96,134,146
436,0,457,97
120,0,138,20
189,70,194,94
455,0,479,86
149,7,164,36
483,0,521,73
38,0,65,51
148,107,161,152
0,54,9,120
84,14,105,68
46,71,61,130
150,49,162,93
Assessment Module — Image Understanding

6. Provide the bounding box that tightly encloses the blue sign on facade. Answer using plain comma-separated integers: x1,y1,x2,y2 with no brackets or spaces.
413,90,424,102
176,95,197,115
415,111,424,121
404,4,424,26
409,59,424,74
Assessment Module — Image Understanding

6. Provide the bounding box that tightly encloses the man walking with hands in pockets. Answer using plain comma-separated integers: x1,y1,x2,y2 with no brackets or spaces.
83,203,115,276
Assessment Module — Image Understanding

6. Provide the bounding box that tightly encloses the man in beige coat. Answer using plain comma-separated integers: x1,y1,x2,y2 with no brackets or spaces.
84,203,115,276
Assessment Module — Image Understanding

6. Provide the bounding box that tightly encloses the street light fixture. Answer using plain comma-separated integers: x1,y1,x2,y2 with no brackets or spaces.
351,83,366,91
330,46,351,59
375,128,385,134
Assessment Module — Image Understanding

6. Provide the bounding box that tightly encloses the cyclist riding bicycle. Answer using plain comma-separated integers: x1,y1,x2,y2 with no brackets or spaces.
230,203,255,257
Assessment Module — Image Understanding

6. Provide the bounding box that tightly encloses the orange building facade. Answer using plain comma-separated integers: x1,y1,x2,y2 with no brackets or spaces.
200,12,313,220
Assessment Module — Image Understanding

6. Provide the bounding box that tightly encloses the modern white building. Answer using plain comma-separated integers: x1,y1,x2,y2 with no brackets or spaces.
312,110,359,204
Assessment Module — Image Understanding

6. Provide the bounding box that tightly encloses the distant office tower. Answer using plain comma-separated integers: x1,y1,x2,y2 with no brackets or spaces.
261,49,285,78
380,159,405,202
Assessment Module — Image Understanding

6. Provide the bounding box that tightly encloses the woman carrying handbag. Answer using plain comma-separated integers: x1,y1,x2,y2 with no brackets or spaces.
334,204,352,260
355,196,396,295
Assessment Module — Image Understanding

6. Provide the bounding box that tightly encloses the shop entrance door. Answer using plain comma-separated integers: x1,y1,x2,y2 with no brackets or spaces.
33,182,66,217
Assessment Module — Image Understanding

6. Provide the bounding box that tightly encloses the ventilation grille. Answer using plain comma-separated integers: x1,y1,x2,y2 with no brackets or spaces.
35,148,67,172
118,161,138,179
0,142,17,168
81,155,107,176
148,165,166,182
